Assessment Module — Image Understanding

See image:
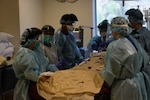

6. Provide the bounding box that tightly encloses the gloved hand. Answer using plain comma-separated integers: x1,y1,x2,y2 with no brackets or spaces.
55,58,66,69
100,41,108,48
38,71,54,82
99,41,109,51
92,44,98,51
39,71,54,77
77,58,84,65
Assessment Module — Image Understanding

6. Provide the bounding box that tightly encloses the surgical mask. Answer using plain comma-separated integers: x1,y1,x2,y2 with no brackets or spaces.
42,35,54,43
33,41,40,49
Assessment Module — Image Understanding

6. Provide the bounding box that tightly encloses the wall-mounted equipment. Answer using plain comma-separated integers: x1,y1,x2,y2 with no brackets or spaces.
73,27,84,48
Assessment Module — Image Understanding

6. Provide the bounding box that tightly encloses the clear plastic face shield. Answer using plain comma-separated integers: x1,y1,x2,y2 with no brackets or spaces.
66,21,77,31
100,31,107,37
38,31,54,54
72,21,77,31
42,35,54,43
99,24,111,41
40,30,54,43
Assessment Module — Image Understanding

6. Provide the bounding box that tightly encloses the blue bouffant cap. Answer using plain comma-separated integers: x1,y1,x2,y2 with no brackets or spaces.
111,16,129,36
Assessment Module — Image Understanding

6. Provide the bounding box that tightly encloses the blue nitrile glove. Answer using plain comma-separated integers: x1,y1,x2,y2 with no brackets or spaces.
77,58,84,65
55,58,66,69
99,41,109,51
92,44,98,51
100,41,108,48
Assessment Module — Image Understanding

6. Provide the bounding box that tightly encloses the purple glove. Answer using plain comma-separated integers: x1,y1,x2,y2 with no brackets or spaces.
55,59,66,69
92,44,98,51
77,58,84,65
100,42,108,48
99,41,109,51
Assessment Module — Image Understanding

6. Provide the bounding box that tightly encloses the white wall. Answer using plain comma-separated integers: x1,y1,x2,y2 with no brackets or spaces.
19,0,44,36
0,0,20,55
19,0,93,46
43,0,93,46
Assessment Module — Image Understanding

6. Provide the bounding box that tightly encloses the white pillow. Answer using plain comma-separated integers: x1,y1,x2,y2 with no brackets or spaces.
0,32,14,42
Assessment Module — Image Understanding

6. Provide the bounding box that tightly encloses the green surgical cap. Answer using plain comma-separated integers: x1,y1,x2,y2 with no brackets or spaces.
111,16,129,36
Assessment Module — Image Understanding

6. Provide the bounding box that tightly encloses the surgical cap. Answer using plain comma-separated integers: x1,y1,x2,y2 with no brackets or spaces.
125,8,143,24
21,27,42,45
111,16,129,36
98,19,108,31
70,13,78,21
60,13,78,24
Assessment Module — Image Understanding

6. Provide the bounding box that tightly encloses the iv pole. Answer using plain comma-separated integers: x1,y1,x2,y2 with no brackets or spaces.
79,25,94,38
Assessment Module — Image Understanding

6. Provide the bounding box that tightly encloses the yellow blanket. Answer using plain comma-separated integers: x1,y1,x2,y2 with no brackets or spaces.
37,52,105,100
0,55,7,67
37,70,103,100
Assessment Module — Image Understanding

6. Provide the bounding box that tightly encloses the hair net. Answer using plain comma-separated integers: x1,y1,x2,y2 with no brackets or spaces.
125,8,143,24
21,27,42,45
98,19,108,31
111,16,129,37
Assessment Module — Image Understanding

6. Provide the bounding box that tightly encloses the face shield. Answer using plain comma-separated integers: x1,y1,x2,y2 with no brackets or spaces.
22,39,40,50
72,21,77,30
21,28,42,48
98,19,110,41
66,21,77,31
42,35,54,43
100,31,107,41
66,25,74,31
39,29,54,44
65,20,77,31
98,26,110,41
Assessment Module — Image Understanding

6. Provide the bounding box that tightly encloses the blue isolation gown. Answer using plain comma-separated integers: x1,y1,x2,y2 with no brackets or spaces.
55,30,83,69
130,27,150,58
102,35,150,100
12,47,58,100
87,34,113,52
87,35,103,51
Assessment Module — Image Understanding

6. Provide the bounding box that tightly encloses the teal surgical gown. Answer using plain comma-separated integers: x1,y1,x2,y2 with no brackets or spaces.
102,36,150,100
12,47,58,100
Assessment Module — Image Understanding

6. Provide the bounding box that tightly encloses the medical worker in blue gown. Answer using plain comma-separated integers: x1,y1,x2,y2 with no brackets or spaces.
101,16,150,100
55,14,84,70
125,8,150,59
12,28,58,100
40,25,58,64
87,19,113,52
